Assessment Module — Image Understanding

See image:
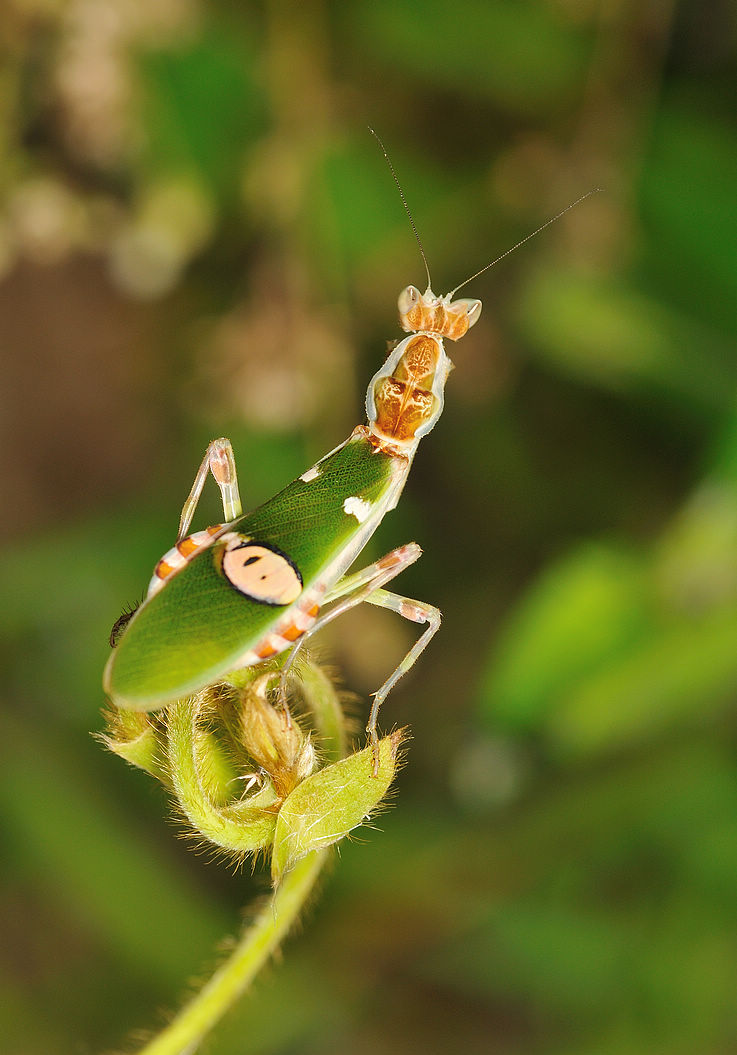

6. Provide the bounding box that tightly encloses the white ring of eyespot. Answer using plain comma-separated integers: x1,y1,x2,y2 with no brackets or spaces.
221,539,303,606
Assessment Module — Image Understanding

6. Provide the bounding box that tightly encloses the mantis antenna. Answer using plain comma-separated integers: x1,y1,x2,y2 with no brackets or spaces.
368,126,433,294
369,127,601,299
448,188,602,299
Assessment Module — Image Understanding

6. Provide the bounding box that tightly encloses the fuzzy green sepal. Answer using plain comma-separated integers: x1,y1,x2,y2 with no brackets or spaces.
271,729,406,883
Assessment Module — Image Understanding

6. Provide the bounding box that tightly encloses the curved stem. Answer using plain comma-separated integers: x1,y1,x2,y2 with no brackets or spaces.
167,696,277,855
136,848,328,1055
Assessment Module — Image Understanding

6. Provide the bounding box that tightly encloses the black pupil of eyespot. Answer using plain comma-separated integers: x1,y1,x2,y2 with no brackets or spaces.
242,555,260,566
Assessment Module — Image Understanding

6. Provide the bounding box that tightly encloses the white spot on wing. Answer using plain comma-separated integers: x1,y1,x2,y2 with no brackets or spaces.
343,495,373,523
300,464,321,482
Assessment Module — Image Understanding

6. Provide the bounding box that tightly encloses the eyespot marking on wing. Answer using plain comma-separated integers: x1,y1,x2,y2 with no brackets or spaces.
343,495,373,523
222,539,303,606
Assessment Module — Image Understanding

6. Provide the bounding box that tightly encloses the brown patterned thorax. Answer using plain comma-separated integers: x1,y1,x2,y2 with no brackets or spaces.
372,334,441,442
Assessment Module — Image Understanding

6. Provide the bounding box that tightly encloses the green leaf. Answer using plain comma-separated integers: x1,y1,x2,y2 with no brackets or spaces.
137,27,264,196
641,97,737,317
341,0,590,113
167,696,278,858
550,604,737,756
271,731,405,883
297,659,347,763
481,544,650,731
517,267,737,418
654,480,737,611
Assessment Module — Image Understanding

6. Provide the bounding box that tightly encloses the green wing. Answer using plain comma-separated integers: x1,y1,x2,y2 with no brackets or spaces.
105,434,399,709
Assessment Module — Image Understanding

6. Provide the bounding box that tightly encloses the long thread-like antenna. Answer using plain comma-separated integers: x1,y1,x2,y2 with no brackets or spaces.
368,126,433,293
448,188,602,299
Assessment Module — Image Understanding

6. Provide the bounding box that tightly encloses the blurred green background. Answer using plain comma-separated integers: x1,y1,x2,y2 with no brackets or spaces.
2,1,737,1052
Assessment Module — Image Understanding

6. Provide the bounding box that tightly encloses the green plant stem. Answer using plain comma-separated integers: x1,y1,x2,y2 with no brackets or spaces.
136,849,328,1055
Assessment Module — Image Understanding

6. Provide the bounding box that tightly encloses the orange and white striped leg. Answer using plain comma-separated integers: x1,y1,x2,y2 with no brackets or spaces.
177,437,242,542
290,543,438,772
363,587,441,769
323,542,423,605
275,546,423,715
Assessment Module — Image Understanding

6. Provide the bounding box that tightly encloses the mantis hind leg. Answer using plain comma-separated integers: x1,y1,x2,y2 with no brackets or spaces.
177,438,242,541
285,543,440,773
362,588,441,758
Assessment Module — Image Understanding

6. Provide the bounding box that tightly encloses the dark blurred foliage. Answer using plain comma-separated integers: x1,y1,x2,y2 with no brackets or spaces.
2,0,737,1052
